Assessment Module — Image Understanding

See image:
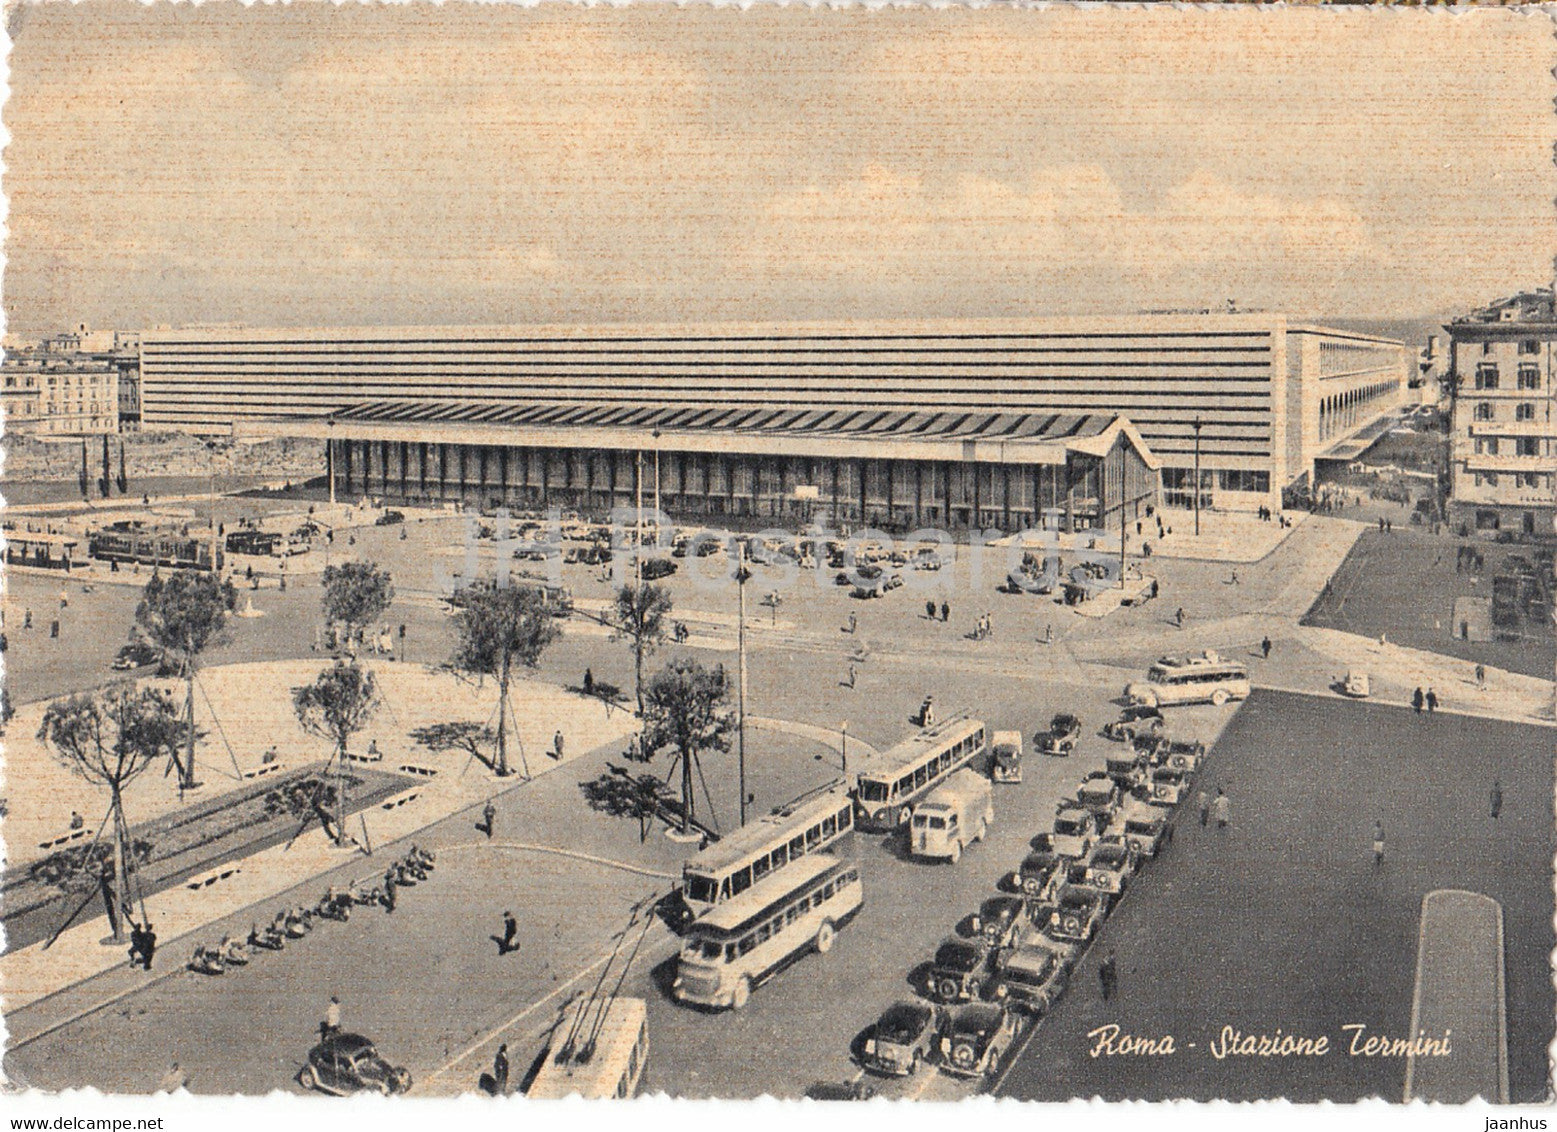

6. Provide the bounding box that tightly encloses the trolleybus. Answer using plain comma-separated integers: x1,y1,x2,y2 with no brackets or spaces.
853,717,988,832
527,996,648,1099
673,854,862,1010
680,779,854,916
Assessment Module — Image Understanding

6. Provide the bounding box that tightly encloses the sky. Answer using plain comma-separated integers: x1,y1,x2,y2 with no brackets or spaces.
4,3,1554,335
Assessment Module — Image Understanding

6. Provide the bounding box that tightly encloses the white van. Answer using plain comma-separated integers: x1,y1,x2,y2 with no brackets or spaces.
909,769,994,863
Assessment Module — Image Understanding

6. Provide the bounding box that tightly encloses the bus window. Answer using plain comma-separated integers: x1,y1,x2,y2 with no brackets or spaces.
859,780,888,803
913,765,929,789
731,866,752,897
846,868,859,885
754,922,771,945
698,939,722,961
806,825,822,848
821,815,836,839
896,774,913,796
725,943,738,962
685,875,718,906
720,878,731,901
785,905,800,926
771,843,789,870
738,934,756,956
838,807,852,829
752,855,771,882
789,834,806,859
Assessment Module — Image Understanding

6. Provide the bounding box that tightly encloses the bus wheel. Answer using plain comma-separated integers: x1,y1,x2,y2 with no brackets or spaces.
731,976,752,1010
948,839,962,864
1211,689,1229,707
815,919,836,954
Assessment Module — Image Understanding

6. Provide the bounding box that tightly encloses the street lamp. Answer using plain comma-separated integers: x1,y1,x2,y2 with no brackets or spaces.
735,542,750,827
1192,415,1204,538
652,428,662,532
840,722,848,775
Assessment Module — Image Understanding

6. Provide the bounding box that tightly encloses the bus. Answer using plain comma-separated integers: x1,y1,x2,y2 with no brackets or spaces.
853,717,988,832
527,996,648,1099
680,780,854,916
673,854,862,1011
1124,651,1251,708
226,530,282,556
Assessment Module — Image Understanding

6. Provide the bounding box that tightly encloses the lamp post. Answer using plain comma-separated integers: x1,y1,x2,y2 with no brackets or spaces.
652,428,662,532
1192,415,1204,538
736,542,750,827
840,722,849,775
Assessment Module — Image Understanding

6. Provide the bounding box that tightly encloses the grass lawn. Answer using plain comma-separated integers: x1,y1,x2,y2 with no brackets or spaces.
997,689,1554,1102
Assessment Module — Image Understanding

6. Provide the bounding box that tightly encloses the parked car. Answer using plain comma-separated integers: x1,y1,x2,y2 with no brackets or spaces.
1136,764,1189,808
1109,799,1173,859
112,641,161,671
1156,738,1205,774
862,1000,944,1077
1050,805,1101,860
374,510,405,527
1045,883,1109,945
929,935,1002,1003
938,1004,1021,1080
1340,670,1371,698
1037,713,1081,757
1082,836,1140,900
640,557,677,581
969,895,1030,950
1009,838,1069,898
1102,705,1163,742
994,936,1073,1015
297,1032,412,1096
1072,772,1123,821
1104,747,1149,788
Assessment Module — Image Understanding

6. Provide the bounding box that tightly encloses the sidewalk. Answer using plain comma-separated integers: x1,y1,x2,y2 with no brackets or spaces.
1147,509,1310,563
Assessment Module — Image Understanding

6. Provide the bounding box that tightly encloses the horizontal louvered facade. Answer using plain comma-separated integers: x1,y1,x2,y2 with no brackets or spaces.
139,315,1405,510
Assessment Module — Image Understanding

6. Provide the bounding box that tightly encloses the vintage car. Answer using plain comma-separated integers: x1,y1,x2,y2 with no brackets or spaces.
993,936,1073,1015
1082,836,1140,900
862,1000,944,1077
938,1004,1021,1080
639,557,677,581
1102,704,1164,743
1072,772,1123,821
929,935,1003,1003
969,895,1031,950
990,730,1024,785
1340,670,1371,699
297,1033,412,1096
1050,805,1101,861
1109,800,1173,859
1045,883,1109,945
1137,764,1189,808
1009,838,1069,898
112,641,161,671
1156,738,1206,774
374,510,405,527
1104,747,1149,788
1037,713,1082,757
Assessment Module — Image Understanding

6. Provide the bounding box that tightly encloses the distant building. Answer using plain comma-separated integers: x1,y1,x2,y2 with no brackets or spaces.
140,314,1404,521
2,330,120,436
1445,288,1557,539
112,331,142,431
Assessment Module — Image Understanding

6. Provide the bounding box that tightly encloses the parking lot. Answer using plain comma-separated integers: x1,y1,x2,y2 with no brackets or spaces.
997,689,1555,1102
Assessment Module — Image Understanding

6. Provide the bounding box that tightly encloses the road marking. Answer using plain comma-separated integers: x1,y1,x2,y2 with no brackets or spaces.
441,841,679,880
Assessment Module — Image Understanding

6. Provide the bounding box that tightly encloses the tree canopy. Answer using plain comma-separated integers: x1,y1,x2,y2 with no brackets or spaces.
611,581,673,715
640,658,737,833
321,561,395,631
134,571,237,669
450,583,560,680
293,661,380,756
37,683,185,792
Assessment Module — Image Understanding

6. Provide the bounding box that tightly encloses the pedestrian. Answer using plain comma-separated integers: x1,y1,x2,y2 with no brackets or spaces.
384,874,397,913
157,1062,188,1094
50,619,60,639
1491,778,1503,819
22,608,31,630
142,921,157,969
940,601,949,623
128,922,146,969
481,800,496,839
69,810,84,830
1425,688,1438,714
493,1043,511,1095
926,599,936,621
1196,789,1210,827
1412,687,1424,714
1099,952,1118,1001
1372,820,1385,866
1261,636,1271,660
848,611,858,634
498,910,519,955
1044,623,1054,645
1229,569,1240,586
583,667,594,696
1175,607,1185,628
1475,664,1486,688
845,664,857,689
1378,517,1385,532
1211,788,1231,829
552,730,564,760
321,995,342,1041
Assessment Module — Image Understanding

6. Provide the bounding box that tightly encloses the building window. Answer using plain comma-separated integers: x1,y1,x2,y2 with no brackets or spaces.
1517,437,1540,457
1519,339,1540,355
1517,365,1540,390
1217,469,1270,493
1482,341,1496,355
1519,473,1544,489
1484,471,1499,487
1474,402,1494,421
1476,510,1500,531
1476,365,1499,390
1517,402,1536,422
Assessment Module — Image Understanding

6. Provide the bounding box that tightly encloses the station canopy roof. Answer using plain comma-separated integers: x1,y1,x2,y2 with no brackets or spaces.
242,397,1159,469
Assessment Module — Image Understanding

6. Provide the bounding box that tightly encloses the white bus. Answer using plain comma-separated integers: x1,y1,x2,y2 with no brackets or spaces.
673,854,863,1011
854,717,988,832
680,781,854,916
527,996,648,1099
1125,651,1251,708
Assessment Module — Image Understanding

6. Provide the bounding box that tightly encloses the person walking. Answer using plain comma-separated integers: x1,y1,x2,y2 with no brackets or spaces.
940,601,949,624
383,872,397,914
1412,687,1424,714
481,800,496,839
845,664,857,689
492,1044,511,1095
1372,820,1385,867
1475,664,1486,688
1211,788,1231,830
1491,778,1503,819
141,921,158,970
552,730,565,760
22,608,31,630
1196,789,1210,828
1098,952,1118,1001
497,910,519,956
925,600,937,621
1175,607,1186,628
1425,688,1438,714
583,668,594,696
847,611,858,634
1260,636,1272,660
321,996,342,1041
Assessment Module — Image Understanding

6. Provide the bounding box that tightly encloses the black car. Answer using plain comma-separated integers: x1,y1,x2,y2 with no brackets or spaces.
938,1004,1021,1080
1010,843,1068,898
111,642,161,671
969,895,1030,949
1103,705,1163,742
375,510,406,526
298,1033,411,1096
803,1080,877,1101
929,935,1002,1003
862,1000,943,1076
640,557,677,581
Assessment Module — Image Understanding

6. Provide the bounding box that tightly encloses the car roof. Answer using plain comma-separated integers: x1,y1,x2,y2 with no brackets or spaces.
880,1000,932,1026
951,1004,1006,1029
322,1033,376,1054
